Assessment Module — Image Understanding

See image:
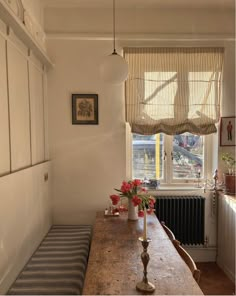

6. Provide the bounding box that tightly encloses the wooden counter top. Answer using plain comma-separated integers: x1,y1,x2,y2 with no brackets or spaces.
83,212,203,295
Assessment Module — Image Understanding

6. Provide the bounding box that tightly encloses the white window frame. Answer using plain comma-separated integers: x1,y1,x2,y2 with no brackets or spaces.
126,123,215,187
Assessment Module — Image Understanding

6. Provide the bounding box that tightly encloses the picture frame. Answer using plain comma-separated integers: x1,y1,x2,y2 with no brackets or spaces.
72,94,98,125
220,116,236,146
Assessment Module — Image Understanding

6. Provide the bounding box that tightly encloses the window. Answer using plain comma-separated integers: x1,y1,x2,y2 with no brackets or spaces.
172,133,204,179
132,134,164,180
125,47,222,185
132,132,210,184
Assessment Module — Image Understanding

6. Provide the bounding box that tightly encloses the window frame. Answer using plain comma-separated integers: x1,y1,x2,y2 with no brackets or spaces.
126,123,214,187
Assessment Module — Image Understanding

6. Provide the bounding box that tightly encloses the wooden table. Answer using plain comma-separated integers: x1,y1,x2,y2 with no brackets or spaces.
83,212,203,295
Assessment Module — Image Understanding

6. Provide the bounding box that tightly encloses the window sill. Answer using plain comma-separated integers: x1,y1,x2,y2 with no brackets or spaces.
148,186,204,194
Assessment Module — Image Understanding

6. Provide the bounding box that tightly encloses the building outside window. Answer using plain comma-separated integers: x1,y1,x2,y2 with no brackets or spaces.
132,133,206,184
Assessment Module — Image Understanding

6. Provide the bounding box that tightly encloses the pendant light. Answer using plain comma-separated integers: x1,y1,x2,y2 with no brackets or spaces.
100,0,128,84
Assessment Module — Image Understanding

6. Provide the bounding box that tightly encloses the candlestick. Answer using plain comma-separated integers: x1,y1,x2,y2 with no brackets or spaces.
143,208,147,240
136,237,155,293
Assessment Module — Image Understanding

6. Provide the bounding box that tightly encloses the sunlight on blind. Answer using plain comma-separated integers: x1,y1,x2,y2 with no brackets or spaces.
125,47,224,135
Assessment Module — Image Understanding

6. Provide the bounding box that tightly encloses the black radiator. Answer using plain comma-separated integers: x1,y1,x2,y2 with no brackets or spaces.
155,195,205,245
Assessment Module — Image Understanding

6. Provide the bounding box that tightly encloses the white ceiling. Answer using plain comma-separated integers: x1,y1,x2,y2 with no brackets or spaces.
41,0,235,10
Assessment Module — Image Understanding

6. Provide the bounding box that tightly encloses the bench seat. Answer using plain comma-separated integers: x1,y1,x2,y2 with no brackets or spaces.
8,225,92,295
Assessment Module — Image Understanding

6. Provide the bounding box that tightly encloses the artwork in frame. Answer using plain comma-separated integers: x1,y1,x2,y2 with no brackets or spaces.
220,116,236,146
72,94,98,125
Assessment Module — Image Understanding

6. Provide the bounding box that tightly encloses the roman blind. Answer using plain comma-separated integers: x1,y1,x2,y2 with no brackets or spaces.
124,47,224,135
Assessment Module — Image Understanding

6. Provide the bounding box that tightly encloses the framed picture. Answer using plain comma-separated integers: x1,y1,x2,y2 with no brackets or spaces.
72,94,98,125
220,116,236,146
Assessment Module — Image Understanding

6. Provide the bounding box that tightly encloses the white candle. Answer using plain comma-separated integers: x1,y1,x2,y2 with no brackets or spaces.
143,207,147,240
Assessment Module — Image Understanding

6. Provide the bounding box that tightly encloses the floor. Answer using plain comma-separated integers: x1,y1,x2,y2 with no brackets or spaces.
196,262,235,295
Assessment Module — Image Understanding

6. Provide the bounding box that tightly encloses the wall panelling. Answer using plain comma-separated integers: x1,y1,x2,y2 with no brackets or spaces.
7,41,31,171
0,14,52,294
0,34,10,175
217,193,235,282
29,62,45,164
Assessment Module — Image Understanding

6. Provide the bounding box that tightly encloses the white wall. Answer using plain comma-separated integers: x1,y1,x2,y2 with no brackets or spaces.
45,6,235,226
47,40,126,224
217,193,235,282
0,11,51,294
218,42,236,180
44,7,235,35
0,162,51,294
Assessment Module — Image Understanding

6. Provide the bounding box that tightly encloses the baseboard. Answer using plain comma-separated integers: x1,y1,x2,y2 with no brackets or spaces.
183,246,235,283
217,258,235,283
184,246,217,262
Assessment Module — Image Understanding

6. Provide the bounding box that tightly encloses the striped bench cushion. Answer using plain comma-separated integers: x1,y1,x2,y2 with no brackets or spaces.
8,225,92,295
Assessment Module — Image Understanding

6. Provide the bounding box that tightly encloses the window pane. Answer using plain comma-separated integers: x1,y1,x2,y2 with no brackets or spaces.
144,72,177,120
172,133,204,179
132,134,164,180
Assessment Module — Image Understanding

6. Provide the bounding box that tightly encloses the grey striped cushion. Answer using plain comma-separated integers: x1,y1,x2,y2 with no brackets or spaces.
8,225,92,295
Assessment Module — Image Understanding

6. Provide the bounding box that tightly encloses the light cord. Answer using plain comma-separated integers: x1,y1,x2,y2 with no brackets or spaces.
113,0,116,53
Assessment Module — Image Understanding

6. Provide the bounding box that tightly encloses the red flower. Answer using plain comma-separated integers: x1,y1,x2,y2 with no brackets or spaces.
121,181,132,194
138,210,144,217
132,179,142,187
110,180,155,216
132,195,142,206
147,208,154,215
141,187,147,193
149,197,156,207
110,194,120,205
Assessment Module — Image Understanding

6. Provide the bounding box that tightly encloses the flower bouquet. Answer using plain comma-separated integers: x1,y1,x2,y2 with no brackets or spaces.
110,179,156,218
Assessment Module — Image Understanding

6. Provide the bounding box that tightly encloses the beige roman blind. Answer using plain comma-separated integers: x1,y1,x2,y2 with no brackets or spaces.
124,47,224,135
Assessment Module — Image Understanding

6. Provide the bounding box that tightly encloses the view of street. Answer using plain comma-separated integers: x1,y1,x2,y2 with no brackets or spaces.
132,133,203,180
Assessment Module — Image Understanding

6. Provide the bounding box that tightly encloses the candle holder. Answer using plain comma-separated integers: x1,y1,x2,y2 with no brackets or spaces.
136,237,155,293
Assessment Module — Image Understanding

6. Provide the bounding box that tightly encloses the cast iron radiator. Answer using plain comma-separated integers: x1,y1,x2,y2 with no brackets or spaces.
155,195,205,245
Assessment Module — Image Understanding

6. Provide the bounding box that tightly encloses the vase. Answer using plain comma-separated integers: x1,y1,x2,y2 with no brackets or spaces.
128,198,138,220
223,173,236,195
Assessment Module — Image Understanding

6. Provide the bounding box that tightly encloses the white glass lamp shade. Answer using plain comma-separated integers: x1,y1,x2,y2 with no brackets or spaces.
100,52,128,84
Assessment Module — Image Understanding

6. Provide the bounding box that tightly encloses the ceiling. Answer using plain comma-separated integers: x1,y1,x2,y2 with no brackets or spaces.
41,0,235,10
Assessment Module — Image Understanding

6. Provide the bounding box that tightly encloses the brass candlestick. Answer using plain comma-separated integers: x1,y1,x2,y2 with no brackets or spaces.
136,237,155,293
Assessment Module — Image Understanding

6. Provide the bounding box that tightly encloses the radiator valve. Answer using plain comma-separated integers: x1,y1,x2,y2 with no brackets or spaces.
204,236,209,247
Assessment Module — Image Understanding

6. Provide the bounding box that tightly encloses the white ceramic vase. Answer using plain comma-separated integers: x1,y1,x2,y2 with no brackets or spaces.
128,198,138,220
